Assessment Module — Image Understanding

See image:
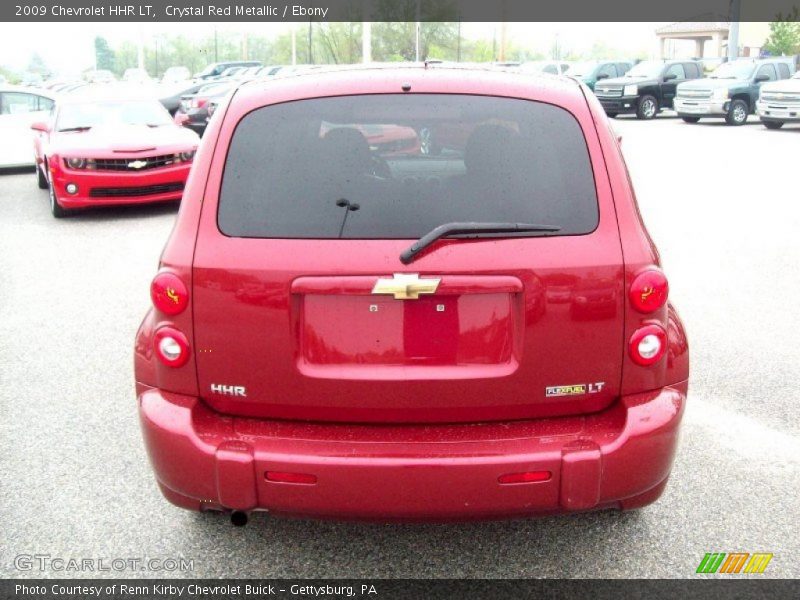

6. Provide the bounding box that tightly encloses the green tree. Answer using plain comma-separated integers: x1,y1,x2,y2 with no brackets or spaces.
26,52,49,77
113,41,138,76
94,36,116,72
372,21,458,61
315,22,362,64
0,65,20,83
763,10,800,56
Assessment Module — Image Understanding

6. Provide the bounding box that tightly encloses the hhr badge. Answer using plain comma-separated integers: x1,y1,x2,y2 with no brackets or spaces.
210,383,247,397
372,273,441,300
546,382,605,397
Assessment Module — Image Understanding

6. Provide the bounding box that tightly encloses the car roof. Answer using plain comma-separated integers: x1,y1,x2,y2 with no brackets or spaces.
0,85,56,98
231,64,588,117
245,62,581,85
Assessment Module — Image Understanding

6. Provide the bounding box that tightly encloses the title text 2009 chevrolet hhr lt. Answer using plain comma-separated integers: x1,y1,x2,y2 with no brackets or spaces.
135,66,689,522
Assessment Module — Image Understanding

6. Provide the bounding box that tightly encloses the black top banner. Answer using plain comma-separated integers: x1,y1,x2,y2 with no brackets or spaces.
2,0,800,23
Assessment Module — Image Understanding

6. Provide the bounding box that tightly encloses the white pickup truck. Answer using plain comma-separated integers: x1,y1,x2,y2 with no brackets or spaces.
757,70,800,129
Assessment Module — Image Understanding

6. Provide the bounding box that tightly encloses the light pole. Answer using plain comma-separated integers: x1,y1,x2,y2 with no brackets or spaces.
362,21,371,63
727,0,741,60
415,0,421,61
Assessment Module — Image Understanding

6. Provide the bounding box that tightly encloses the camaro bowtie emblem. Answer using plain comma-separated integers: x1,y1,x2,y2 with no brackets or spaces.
128,160,147,169
372,273,441,300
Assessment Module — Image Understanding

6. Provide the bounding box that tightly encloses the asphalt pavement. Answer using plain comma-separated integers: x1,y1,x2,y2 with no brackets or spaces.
1,113,798,579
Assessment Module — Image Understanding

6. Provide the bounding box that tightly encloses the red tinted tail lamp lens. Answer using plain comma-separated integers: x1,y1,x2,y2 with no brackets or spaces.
629,325,667,366
629,269,668,313
151,272,188,316
153,327,190,368
498,471,552,485
265,471,317,485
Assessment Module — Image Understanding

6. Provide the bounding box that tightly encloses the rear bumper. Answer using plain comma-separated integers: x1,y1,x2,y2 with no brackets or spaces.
138,380,687,520
674,97,729,116
756,100,800,121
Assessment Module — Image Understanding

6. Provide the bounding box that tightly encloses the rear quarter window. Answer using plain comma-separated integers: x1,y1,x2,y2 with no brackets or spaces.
218,94,599,239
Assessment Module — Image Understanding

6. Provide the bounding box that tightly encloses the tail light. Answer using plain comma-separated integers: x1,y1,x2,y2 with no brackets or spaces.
150,272,188,316
629,324,667,366
629,269,668,313
153,327,190,368
498,471,552,485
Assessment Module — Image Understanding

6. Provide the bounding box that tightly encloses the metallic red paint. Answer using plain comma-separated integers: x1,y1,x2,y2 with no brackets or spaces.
134,66,690,520
136,380,687,519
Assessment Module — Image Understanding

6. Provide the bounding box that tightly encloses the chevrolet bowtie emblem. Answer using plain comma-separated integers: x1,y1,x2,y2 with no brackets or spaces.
372,273,441,300
128,160,147,169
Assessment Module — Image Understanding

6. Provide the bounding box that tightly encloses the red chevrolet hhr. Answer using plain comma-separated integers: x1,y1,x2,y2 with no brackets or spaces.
135,65,689,524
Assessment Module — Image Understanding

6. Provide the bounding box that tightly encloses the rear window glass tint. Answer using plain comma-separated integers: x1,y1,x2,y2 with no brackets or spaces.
219,94,599,239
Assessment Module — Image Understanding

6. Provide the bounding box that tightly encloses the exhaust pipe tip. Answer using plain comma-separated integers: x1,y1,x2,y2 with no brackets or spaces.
230,511,249,527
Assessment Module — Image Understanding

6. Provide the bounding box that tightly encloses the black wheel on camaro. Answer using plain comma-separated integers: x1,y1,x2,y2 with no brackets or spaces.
725,99,748,125
36,163,48,189
681,116,700,123
606,112,618,118
48,181,70,218
762,119,784,130
636,95,658,120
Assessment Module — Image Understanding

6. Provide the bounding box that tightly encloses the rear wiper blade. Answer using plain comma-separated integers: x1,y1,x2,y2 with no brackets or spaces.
57,126,91,132
400,221,561,265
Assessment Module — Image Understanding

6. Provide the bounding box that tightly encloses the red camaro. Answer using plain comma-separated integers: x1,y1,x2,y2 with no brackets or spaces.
32,95,199,217
135,66,689,524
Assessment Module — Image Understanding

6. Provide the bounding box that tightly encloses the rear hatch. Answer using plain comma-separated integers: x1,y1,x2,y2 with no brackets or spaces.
192,92,624,423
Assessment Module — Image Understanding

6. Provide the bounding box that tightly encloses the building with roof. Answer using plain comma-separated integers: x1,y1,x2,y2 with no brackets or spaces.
656,22,770,59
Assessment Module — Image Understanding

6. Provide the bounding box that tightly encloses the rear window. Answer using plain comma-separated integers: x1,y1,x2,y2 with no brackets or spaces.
218,94,599,239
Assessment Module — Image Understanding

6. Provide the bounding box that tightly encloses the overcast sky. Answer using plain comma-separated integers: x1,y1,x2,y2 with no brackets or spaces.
0,22,664,74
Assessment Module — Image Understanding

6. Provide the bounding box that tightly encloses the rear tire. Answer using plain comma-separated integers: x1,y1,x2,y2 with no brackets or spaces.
681,116,700,123
606,112,618,119
37,164,48,189
762,119,784,130
636,95,658,120
48,181,70,218
725,99,748,126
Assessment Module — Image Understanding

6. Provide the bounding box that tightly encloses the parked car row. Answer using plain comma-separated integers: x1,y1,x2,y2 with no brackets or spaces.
3,56,796,189
169,64,323,135
594,57,798,128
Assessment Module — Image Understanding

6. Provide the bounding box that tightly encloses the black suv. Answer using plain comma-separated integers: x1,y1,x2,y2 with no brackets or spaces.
594,59,704,119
